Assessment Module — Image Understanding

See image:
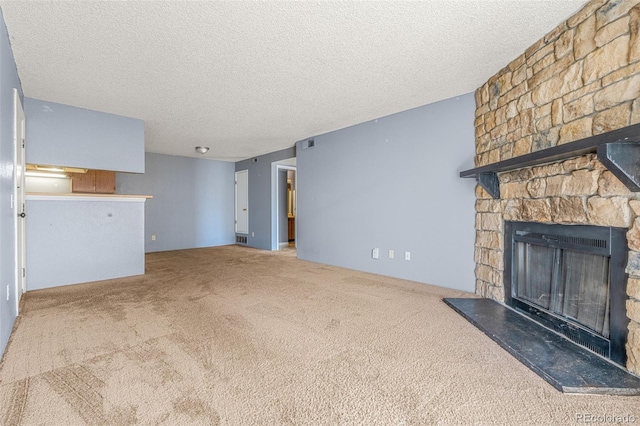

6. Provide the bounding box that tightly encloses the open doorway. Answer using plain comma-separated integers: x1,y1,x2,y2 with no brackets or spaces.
277,167,296,249
286,170,296,248
273,158,296,252
277,166,296,250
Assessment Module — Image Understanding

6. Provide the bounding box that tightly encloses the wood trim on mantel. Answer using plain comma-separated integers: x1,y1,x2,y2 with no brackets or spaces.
460,123,640,198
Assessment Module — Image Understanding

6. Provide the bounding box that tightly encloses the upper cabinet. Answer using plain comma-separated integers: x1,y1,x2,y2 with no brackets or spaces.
70,170,116,194
24,98,145,173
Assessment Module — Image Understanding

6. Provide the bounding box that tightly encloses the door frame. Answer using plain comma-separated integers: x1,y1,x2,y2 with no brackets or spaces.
13,88,26,315
275,165,296,250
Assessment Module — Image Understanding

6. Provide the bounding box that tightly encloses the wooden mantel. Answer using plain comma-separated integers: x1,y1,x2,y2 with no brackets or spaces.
460,123,640,199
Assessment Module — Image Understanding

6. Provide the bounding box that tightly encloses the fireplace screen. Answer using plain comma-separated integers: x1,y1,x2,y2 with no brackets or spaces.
505,222,628,365
514,243,610,338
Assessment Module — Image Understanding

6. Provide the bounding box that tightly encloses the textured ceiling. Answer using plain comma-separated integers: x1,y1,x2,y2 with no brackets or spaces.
0,1,587,162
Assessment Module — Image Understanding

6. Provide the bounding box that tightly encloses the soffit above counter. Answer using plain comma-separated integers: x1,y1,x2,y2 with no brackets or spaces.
24,97,145,173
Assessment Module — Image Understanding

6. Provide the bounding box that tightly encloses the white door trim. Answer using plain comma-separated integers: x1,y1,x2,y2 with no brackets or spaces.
13,88,26,315
275,165,296,250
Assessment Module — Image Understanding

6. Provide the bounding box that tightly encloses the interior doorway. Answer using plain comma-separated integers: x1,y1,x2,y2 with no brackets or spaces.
286,169,296,248
14,88,25,315
276,164,296,251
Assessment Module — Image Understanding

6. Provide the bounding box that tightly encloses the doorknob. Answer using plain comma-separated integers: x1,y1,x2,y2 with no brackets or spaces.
243,208,247,211
18,212,25,218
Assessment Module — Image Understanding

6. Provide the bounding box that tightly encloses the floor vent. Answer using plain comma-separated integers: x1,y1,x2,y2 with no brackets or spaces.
236,235,247,244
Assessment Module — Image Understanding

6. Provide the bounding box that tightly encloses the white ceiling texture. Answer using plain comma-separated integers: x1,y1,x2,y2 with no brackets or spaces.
0,1,587,162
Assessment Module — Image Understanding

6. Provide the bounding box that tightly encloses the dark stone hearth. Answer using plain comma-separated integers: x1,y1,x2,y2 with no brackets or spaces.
443,297,640,395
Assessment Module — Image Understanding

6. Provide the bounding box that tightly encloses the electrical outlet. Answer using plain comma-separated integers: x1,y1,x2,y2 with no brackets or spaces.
372,248,379,259
151,234,156,241
252,232,255,237
389,249,394,259
405,251,411,261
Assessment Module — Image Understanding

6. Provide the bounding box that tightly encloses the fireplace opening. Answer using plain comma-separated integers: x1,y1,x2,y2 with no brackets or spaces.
505,222,629,366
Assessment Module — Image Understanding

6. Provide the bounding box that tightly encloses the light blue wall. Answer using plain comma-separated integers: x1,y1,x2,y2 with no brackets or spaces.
24,97,144,172
26,198,145,290
117,152,235,252
235,147,296,250
0,7,23,357
296,94,477,292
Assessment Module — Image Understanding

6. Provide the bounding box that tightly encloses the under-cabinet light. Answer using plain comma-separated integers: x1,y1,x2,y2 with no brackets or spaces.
25,171,68,179
34,165,64,172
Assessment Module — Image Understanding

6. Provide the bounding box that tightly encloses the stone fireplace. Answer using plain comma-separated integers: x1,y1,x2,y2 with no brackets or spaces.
471,0,640,375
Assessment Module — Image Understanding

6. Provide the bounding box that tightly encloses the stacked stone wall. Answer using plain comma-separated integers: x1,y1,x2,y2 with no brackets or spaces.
473,0,640,374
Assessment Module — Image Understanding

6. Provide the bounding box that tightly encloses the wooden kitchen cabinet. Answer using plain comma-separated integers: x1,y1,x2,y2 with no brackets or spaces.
70,171,95,193
71,170,116,194
94,170,116,193
288,217,295,241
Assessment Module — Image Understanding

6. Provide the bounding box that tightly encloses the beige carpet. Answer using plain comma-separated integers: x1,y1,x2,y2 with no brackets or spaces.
0,245,638,425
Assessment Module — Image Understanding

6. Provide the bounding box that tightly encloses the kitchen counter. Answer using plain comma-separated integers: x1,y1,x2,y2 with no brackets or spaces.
27,192,152,201
25,193,149,290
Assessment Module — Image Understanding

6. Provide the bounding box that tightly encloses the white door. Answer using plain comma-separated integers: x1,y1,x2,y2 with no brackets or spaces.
14,89,26,314
235,170,248,234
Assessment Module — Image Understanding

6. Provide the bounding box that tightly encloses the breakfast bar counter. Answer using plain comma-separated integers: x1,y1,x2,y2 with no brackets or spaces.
25,193,152,290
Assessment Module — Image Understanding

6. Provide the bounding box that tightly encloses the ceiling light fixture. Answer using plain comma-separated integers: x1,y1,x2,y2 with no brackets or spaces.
195,146,209,154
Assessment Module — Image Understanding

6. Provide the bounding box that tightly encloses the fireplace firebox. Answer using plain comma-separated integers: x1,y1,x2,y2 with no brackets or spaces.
504,221,629,366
